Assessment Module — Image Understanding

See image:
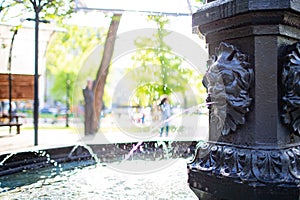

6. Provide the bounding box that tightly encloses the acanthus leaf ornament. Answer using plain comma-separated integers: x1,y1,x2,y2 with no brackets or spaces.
188,142,299,185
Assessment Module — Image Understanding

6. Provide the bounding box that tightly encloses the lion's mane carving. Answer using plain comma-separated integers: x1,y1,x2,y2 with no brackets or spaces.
203,42,254,136
282,42,300,136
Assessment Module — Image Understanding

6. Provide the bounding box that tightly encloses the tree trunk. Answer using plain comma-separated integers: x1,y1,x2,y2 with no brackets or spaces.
83,13,122,135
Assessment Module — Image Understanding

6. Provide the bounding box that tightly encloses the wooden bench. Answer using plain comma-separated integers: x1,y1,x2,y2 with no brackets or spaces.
0,122,23,134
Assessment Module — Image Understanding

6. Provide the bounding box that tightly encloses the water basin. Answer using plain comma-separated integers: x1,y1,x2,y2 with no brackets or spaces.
0,158,197,199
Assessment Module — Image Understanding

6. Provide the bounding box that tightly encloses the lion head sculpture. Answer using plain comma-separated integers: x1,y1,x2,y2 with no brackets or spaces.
282,42,300,136
203,42,254,136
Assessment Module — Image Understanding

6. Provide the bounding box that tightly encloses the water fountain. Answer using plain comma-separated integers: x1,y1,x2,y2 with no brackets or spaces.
0,105,203,198
188,0,300,199
0,140,199,197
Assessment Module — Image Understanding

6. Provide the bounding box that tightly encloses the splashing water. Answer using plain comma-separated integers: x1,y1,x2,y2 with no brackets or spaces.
122,102,212,161
69,144,100,164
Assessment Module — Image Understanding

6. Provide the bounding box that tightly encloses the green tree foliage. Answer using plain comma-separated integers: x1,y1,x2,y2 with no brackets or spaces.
0,0,73,23
1,0,113,108
46,24,105,104
195,0,205,3
0,0,75,104
130,15,198,107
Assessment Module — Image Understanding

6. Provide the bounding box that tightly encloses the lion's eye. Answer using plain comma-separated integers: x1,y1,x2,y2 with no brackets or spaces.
222,73,234,85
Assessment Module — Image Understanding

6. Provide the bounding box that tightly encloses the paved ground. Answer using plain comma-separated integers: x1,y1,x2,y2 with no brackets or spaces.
0,127,80,154
0,115,208,154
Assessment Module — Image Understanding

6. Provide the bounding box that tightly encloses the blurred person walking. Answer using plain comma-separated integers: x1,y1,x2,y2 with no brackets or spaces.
83,79,95,135
159,96,171,137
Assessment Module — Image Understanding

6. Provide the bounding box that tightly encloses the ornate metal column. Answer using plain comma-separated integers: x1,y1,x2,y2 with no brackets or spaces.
188,0,300,199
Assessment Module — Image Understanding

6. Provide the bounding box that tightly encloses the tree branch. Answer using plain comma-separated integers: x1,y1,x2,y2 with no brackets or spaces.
40,0,52,10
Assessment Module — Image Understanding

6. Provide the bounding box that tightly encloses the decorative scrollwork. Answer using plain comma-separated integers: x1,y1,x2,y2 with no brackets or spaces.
282,42,300,136
203,42,254,136
188,142,300,185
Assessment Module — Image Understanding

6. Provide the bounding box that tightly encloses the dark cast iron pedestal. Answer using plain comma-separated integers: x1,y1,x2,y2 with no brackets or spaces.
188,0,300,199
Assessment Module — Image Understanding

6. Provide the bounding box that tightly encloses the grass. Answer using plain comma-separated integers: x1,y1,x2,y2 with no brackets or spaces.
0,124,78,135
